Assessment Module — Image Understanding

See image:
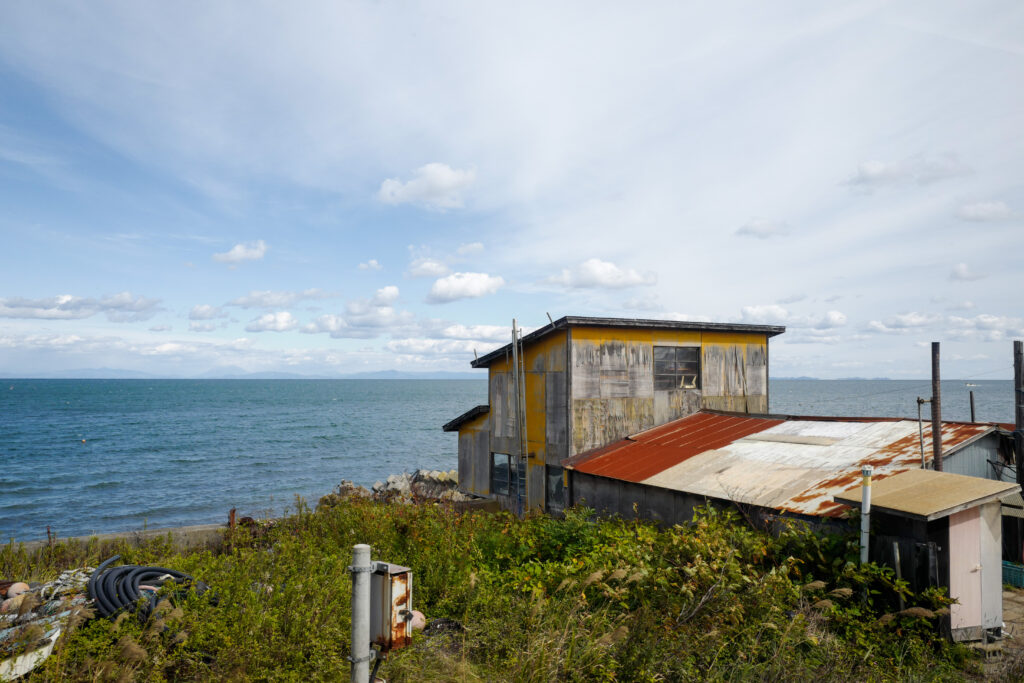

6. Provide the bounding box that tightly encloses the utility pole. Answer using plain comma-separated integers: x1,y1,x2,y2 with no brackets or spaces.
931,342,943,472
1015,340,1023,487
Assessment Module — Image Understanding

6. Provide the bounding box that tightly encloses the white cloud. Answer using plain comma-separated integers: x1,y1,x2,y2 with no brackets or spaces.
0,292,161,321
456,242,484,255
778,294,806,305
407,258,451,278
739,304,790,324
435,323,513,342
358,259,382,270
950,263,985,281
385,338,478,355
377,163,475,209
740,305,846,330
547,258,656,289
229,289,333,308
815,310,847,329
946,314,1024,342
735,219,788,239
866,312,941,334
245,311,298,332
371,285,400,305
189,321,217,332
213,239,267,264
427,272,505,303
148,324,171,332
189,304,227,320
957,201,1012,222
301,287,412,338
845,154,970,189
301,314,350,338
946,300,975,311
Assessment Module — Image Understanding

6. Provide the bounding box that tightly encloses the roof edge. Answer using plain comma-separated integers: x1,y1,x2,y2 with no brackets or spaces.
471,316,786,368
442,404,489,432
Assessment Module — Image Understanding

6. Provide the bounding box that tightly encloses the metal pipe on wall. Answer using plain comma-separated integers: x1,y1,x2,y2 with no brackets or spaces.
860,465,872,565
916,397,930,468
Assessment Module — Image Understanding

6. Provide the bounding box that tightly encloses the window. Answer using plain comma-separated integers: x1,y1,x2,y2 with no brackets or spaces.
546,466,566,510
492,453,511,496
654,346,700,390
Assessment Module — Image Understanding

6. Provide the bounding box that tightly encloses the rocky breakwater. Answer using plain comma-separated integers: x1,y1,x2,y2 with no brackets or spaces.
318,469,475,509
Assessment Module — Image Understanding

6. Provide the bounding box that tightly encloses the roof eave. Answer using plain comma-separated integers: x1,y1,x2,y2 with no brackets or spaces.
470,316,786,368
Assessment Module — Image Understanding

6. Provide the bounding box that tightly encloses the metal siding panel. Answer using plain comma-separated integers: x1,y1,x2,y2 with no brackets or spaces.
702,345,724,396
745,343,767,397
545,371,568,463
572,398,655,455
458,432,473,494
943,435,1000,480
490,371,515,440
654,389,702,425
474,431,491,495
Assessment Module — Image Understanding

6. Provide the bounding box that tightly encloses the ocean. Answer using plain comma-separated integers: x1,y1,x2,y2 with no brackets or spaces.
0,378,1015,542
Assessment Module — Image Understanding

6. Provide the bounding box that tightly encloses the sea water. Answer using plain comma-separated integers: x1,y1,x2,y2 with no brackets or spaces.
0,378,1014,541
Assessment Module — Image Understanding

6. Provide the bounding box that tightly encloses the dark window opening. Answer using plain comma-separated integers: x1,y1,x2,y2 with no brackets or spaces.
654,346,701,390
546,466,566,510
492,453,511,496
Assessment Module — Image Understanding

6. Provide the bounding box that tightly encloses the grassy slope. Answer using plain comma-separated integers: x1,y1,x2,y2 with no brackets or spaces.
0,499,989,681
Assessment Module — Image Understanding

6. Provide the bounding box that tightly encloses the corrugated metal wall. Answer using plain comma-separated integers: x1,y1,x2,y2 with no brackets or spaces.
943,433,1003,480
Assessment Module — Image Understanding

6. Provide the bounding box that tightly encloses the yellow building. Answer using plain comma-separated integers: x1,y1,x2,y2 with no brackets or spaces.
442,316,785,513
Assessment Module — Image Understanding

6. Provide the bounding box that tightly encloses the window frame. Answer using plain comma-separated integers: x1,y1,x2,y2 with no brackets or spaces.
653,345,701,391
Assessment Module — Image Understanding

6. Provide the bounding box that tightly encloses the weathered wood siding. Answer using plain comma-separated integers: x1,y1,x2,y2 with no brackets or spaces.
701,337,768,414
456,411,491,496
568,328,770,455
487,331,569,511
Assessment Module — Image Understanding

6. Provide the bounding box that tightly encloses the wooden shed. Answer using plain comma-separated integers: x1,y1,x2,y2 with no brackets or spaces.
838,469,1019,641
443,316,785,513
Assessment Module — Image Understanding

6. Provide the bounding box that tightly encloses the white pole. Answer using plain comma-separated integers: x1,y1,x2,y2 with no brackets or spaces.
860,466,872,565
350,544,372,683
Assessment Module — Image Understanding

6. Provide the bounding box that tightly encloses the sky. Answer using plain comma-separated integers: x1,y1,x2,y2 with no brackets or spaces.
0,1,1022,379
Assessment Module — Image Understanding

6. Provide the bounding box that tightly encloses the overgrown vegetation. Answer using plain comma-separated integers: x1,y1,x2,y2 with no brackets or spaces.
1,499,987,681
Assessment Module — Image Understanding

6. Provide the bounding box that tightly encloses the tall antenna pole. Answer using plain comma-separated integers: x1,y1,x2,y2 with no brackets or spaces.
931,342,943,472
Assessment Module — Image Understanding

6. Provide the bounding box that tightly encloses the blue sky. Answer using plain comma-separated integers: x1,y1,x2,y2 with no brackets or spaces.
1,2,1022,378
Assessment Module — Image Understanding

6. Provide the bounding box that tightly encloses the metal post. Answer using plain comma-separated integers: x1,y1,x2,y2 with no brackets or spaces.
511,320,524,514
969,390,976,423
917,397,930,468
1015,340,1023,487
860,466,872,565
350,544,372,683
931,342,943,472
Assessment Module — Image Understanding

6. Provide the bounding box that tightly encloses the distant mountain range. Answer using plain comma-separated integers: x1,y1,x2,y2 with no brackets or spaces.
1,367,485,380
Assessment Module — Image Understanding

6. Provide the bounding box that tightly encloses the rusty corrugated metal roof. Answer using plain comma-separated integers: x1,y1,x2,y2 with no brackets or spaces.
565,411,996,518
564,412,783,481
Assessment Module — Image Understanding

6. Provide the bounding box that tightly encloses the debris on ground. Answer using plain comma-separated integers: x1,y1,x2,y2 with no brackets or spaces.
0,568,93,680
318,469,476,508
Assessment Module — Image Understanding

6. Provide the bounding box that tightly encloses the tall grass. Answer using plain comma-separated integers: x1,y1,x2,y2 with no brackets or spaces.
2,499,976,681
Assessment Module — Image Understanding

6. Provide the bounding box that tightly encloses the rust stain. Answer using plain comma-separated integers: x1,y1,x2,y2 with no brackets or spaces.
390,574,411,649
566,412,781,482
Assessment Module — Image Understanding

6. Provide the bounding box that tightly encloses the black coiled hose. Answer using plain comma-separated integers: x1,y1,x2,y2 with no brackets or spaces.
87,555,205,620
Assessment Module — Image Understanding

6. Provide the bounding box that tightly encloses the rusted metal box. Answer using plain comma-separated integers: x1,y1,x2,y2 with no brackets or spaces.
369,562,412,650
